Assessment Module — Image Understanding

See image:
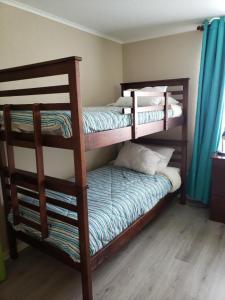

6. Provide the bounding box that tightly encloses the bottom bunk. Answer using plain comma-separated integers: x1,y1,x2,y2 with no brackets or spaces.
8,164,181,266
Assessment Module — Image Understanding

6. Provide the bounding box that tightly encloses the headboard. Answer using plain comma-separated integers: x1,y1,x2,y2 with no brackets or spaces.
121,78,189,113
122,78,189,204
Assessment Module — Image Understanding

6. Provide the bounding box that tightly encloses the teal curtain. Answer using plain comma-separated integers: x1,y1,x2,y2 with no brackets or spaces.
187,17,225,204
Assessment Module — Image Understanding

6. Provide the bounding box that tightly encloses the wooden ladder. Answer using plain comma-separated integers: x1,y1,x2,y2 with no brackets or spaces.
3,104,48,239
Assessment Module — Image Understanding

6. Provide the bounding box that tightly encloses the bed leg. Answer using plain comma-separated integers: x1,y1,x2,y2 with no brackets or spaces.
81,265,93,300
7,225,18,259
180,187,186,205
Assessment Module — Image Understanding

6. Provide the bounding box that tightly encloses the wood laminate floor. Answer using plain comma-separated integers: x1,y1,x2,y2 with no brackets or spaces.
1,200,225,300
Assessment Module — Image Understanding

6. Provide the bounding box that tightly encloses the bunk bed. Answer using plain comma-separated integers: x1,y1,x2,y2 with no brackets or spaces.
0,56,188,300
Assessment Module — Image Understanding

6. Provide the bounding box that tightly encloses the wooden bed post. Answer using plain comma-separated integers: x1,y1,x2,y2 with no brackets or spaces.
68,58,93,300
0,141,18,259
163,92,169,131
3,105,20,226
132,91,138,139
180,79,189,204
33,104,48,239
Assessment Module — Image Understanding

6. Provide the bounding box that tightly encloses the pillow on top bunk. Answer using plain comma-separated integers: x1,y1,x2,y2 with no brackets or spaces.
113,96,179,107
144,145,175,171
140,86,168,92
114,96,162,107
113,141,165,175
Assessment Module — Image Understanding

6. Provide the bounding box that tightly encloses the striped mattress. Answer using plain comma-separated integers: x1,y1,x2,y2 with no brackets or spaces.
9,165,172,262
0,106,179,138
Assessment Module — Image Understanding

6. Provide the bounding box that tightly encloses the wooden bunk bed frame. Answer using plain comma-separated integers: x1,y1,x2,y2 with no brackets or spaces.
0,56,188,300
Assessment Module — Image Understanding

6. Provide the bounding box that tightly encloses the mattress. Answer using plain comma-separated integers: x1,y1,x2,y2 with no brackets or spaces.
0,106,182,138
9,165,172,262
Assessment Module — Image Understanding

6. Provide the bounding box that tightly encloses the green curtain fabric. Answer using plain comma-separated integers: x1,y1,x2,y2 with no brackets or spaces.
0,243,6,282
187,17,225,204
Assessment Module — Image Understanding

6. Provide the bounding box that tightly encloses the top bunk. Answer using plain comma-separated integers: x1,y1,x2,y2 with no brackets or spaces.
0,56,189,151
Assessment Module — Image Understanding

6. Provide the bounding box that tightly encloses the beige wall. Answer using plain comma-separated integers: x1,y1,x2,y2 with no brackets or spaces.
0,3,123,254
123,31,202,160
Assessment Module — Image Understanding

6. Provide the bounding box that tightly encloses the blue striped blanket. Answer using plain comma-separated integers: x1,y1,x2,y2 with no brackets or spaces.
9,165,172,262
1,106,176,137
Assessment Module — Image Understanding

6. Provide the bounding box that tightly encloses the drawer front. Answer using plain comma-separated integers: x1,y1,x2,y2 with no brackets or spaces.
212,161,225,196
210,194,225,223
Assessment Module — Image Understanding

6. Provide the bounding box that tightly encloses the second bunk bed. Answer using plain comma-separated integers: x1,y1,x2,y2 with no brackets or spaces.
0,56,188,300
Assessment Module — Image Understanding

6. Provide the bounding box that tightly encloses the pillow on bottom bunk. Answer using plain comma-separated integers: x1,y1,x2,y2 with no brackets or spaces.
157,167,181,192
143,145,175,171
113,141,165,175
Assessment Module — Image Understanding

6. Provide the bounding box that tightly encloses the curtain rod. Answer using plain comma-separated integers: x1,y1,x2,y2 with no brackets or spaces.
197,25,204,31
197,17,222,31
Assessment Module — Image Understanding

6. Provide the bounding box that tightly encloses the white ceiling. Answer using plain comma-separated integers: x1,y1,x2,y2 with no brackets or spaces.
2,0,225,43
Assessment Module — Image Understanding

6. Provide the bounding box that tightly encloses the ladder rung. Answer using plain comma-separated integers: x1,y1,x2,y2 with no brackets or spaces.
19,199,79,227
17,187,78,212
9,139,35,149
19,216,42,232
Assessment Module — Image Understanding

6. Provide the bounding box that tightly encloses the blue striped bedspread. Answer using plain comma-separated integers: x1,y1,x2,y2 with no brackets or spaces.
0,106,176,138
9,165,172,262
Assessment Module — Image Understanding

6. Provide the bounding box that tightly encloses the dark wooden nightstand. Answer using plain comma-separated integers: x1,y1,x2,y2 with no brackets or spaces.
210,153,225,223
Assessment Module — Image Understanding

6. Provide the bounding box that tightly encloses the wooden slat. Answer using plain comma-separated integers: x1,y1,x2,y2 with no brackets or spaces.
6,139,35,149
164,92,169,130
132,91,138,139
17,187,77,212
0,85,69,97
2,168,79,196
19,216,41,232
174,150,182,155
19,200,79,227
170,158,182,163
167,116,184,129
0,56,82,82
171,91,184,95
3,105,20,225
46,197,77,212
136,138,187,147
85,127,132,150
0,103,70,111
47,210,79,227
122,105,166,114
33,104,48,239
135,120,164,137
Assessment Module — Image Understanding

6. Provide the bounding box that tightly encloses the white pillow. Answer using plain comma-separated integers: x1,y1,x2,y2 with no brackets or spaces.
114,97,133,107
113,96,163,107
161,96,179,105
114,142,165,175
113,96,179,107
123,89,138,96
144,145,175,171
141,86,168,92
